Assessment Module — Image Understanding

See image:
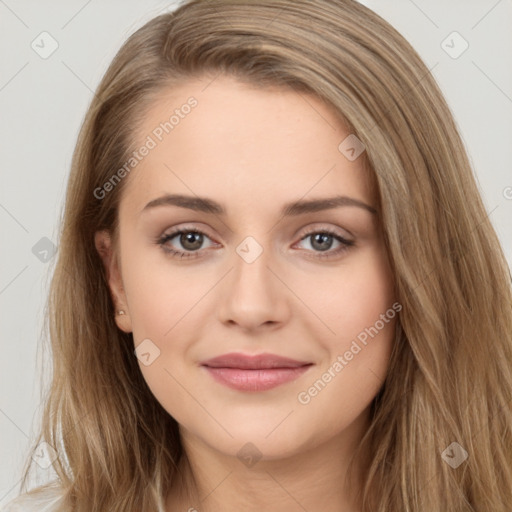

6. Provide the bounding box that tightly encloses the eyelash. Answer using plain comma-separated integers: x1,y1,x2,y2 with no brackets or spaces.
155,226,355,261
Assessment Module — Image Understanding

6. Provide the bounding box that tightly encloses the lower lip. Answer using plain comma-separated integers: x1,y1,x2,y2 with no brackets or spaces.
202,365,312,391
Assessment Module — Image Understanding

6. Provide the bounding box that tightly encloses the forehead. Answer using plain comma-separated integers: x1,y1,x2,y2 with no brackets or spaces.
120,75,375,217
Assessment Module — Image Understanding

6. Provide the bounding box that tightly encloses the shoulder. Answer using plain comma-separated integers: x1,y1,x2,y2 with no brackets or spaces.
1,484,67,512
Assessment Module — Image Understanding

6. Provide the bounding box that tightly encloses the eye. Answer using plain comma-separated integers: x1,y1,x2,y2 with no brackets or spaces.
155,226,355,260
156,227,216,260
294,227,355,260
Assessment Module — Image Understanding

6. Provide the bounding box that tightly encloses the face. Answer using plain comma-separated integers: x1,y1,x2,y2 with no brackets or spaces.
95,75,397,462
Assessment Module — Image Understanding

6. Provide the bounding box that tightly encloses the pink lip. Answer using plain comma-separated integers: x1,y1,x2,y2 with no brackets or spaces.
200,352,313,391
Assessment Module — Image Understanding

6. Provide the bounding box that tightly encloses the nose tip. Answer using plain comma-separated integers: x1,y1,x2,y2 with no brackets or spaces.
216,252,290,332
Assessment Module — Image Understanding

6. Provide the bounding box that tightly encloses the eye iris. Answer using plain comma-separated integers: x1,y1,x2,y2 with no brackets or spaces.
181,232,203,251
311,233,333,252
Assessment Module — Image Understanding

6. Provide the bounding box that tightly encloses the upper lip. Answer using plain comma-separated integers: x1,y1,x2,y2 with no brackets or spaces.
200,352,312,370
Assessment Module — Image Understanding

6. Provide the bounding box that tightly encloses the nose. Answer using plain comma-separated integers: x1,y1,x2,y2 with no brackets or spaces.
216,243,291,332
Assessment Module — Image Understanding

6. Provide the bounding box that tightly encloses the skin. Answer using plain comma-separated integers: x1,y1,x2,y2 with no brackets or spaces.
95,75,397,512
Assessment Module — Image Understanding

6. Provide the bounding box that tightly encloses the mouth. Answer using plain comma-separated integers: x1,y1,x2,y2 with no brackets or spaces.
200,352,314,391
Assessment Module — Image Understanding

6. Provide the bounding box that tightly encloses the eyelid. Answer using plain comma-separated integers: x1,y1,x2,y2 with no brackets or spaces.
297,223,354,241
160,223,218,241
159,222,353,245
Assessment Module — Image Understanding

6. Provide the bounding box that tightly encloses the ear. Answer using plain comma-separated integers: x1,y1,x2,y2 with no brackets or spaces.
94,230,132,333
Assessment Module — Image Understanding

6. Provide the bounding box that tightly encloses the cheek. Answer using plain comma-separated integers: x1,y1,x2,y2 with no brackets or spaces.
121,247,207,422
291,246,396,433
122,245,205,340
292,242,397,411
298,243,395,344
121,245,215,406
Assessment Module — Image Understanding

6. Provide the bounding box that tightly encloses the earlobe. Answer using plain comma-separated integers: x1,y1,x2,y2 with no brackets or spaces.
94,230,133,333
114,308,132,333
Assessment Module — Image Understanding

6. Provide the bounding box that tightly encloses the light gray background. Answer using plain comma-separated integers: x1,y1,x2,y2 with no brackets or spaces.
1,0,511,504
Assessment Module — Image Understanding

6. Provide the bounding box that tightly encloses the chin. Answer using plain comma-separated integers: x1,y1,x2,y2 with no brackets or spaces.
188,419,315,462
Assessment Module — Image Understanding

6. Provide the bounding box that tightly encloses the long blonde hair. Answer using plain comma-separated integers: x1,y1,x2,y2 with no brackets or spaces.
16,1,512,510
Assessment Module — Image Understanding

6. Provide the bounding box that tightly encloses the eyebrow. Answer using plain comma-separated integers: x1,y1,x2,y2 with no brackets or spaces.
141,194,377,216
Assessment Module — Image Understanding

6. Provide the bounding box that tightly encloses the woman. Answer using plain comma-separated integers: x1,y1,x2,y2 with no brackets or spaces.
3,0,512,511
